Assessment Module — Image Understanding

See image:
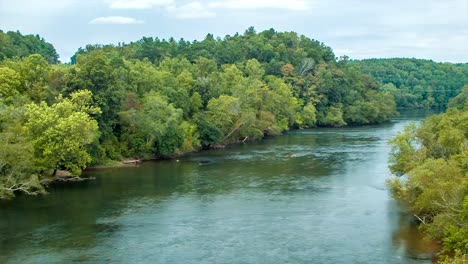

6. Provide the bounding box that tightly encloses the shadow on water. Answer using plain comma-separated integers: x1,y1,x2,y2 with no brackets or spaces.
389,200,440,262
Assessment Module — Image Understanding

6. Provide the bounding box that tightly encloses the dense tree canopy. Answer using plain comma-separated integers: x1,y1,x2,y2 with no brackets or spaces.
388,96,468,260
354,58,468,108
2,27,467,262
25,90,100,175
0,28,399,198
0,90,99,198
0,30,59,64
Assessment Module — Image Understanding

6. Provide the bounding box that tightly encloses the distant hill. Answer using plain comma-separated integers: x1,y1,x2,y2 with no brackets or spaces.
0,30,59,64
353,58,468,108
352,58,468,108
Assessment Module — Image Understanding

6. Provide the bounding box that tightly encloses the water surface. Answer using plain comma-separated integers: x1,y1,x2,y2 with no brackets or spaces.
0,110,440,263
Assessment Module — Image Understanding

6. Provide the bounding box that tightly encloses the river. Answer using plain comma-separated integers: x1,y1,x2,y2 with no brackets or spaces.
0,110,440,263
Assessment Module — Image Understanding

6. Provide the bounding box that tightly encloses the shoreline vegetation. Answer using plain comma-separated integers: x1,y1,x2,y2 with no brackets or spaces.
388,86,468,262
1,27,401,199
0,27,467,261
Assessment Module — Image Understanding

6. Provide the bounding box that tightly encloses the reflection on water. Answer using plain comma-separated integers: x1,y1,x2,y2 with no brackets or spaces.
0,110,441,264
391,203,440,262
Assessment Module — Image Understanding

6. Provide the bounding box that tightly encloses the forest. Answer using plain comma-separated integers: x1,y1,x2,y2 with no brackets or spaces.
0,28,398,198
388,86,468,262
355,58,468,108
360,57,468,259
0,30,59,64
0,28,467,261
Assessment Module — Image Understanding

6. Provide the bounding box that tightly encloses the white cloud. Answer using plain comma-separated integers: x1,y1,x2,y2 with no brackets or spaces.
108,0,174,9
209,0,310,10
168,2,216,19
2,0,467,63
89,16,144,24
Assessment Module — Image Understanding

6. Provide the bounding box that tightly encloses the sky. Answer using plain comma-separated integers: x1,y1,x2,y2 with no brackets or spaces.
0,0,467,63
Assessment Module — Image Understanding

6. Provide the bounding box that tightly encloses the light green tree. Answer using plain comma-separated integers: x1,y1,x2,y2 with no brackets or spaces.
388,107,468,259
0,67,21,99
25,90,100,176
301,103,317,128
0,115,45,199
206,95,242,142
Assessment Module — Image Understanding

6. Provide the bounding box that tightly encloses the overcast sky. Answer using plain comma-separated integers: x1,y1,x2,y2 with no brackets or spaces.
1,0,467,63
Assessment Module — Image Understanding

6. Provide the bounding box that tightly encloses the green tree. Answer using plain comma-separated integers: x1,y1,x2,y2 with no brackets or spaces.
206,95,241,139
25,90,100,175
0,30,59,63
318,106,346,127
0,104,45,199
301,103,317,128
448,85,468,110
0,67,21,99
388,106,468,259
355,58,468,108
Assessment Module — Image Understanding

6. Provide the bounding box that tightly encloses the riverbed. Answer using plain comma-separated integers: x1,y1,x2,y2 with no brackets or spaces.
0,110,440,263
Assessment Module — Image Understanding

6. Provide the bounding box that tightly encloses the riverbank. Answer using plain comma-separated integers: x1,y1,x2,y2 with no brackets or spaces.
86,141,241,171
0,110,439,263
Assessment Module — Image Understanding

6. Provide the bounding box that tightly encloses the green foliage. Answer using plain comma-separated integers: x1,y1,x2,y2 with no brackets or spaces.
354,58,468,108
0,67,21,99
0,30,59,63
25,90,100,175
300,103,317,128
318,106,346,127
1,54,55,103
1,27,400,198
448,85,468,110
388,123,420,176
119,91,185,157
0,114,45,199
195,113,222,147
388,104,468,258
138,92,184,157
206,95,242,140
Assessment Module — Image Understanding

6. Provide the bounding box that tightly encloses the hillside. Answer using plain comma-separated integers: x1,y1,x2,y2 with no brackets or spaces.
0,28,397,198
0,30,59,64
354,58,468,108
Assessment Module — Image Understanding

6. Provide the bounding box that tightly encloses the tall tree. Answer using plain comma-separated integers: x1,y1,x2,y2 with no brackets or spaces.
25,90,100,175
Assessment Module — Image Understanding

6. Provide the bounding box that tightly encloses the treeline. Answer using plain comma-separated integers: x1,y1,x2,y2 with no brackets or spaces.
0,30,59,64
0,28,397,198
354,58,468,108
71,27,336,72
388,85,468,261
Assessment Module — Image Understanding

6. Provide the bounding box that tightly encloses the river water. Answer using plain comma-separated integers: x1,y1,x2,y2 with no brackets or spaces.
0,110,440,263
